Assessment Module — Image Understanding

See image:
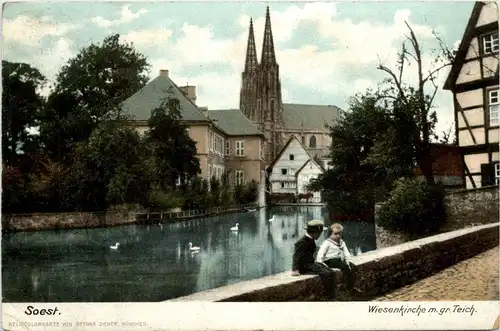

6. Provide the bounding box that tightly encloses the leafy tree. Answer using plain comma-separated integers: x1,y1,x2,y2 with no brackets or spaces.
220,170,233,206
40,34,150,162
376,22,455,184
209,175,221,207
307,94,399,216
62,121,153,211
2,61,46,165
2,165,27,213
146,95,200,189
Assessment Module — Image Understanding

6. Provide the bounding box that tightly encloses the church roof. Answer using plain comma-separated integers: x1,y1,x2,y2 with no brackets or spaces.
283,103,341,131
207,109,264,136
120,75,210,123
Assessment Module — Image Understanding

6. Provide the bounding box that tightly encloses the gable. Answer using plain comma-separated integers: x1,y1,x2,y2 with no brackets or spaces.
120,75,209,123
476,1,498,27
444,2,499,90
296,159,324,176
267,136,313,173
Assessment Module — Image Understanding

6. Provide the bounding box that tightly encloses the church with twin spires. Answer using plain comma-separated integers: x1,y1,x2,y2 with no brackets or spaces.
237,7,341,165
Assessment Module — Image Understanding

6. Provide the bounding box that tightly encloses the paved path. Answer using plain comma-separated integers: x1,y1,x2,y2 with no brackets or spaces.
373,246,499,301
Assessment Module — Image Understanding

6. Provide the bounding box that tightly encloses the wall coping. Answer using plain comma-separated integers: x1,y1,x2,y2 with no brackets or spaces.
445,185,499,195
168,222,499,302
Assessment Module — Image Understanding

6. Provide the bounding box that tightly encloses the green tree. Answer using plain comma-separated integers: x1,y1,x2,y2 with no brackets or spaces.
209,175,221,207
146,95,200,189
62,121,153,211
220,170,233,206
307,94,398,216
2,61,46,165
376,22,455,184
40,34,150,162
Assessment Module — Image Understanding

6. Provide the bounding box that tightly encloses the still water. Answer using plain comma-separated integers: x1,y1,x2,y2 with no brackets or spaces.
2,206,377,302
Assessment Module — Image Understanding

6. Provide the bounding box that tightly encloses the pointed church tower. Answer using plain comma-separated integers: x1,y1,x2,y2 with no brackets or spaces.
258,6,285,164
240,18,259,121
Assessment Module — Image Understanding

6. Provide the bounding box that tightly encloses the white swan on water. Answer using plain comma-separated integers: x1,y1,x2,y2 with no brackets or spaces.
110,243,120,250
231,223,239,231
188,242,200,252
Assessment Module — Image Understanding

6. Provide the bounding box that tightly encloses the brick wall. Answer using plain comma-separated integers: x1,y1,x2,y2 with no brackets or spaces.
169,223,499,302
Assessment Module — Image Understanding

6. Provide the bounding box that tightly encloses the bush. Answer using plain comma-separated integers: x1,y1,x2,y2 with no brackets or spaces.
148,189,184,210
378,177,446,236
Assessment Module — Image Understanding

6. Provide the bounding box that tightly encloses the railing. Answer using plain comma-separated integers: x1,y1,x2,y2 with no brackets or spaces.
136,203,259,223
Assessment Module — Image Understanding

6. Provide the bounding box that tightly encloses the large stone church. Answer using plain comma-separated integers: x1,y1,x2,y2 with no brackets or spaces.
235,7,342,165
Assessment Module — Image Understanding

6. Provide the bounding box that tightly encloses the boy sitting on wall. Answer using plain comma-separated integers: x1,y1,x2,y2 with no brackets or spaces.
291,220,336,299
316,223,362,295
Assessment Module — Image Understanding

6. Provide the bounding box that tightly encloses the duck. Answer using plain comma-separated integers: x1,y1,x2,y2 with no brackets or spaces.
188,242,200,252
110,243,120,250
231,223,239,231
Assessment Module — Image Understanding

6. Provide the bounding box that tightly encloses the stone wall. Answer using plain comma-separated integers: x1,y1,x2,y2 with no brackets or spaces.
169,222,499,302
374,185,499,247
443,185,499,231
1,209,137,232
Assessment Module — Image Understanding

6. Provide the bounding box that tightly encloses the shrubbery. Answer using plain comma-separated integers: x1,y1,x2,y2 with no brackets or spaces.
378,178,447,236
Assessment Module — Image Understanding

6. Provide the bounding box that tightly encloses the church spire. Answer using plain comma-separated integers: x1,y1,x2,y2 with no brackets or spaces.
260,6,276,67
244,17,258,73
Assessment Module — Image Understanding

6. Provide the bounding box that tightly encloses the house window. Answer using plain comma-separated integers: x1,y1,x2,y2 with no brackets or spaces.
489,89,499,127
209,131,214,151
281,182,285,188
236,141,244,156
289,154,294,160
309,135,317,148
290,168,296,175
483,32,499,55
225,141,230,156
495,163,500,185
235,170,244,186
281,168,288,175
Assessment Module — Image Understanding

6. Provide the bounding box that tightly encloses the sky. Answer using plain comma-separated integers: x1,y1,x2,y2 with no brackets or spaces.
2,1,476,137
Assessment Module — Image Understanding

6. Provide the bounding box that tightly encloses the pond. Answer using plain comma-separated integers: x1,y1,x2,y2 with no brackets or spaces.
1,206,377,302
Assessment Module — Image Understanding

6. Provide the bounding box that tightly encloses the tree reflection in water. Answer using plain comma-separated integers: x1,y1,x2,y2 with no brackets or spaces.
2,206,376,302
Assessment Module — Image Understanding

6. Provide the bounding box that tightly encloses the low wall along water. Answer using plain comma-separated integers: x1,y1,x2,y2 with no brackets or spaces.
169,223,499,302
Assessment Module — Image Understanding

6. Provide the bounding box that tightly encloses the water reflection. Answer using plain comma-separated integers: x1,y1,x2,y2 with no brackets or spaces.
2,206,376,302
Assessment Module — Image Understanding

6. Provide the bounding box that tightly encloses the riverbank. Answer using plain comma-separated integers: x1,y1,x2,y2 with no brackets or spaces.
1,203,260,233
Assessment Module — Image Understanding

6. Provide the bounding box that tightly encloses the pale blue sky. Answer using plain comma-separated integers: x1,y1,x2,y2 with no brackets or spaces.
2,1,476,135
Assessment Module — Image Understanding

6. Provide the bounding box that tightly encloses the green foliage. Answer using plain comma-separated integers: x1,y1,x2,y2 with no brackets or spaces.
39,34,150,162
146,96,200,189
242,180,259,203
62,121,153,211
2,61,46,165
147,189,184,210
220,170,233,206
209,175,221,207
378,178,447,235
2,166,27,213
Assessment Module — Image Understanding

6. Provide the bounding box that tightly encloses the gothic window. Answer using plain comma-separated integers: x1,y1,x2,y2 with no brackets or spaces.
301,135,305,145
270,99,276,118
309,135,317,148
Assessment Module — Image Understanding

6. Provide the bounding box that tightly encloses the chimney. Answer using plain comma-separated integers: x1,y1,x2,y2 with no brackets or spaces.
179,85,197,105
199,106,208,115
159,69,169,77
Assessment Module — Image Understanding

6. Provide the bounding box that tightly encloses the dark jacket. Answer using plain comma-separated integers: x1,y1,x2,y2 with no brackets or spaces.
292,235,317,273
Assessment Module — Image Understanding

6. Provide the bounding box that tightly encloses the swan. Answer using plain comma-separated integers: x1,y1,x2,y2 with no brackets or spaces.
188,242,200,252
323,226,328,231
231,223,239,231
268,215,276,222
110,243,120,250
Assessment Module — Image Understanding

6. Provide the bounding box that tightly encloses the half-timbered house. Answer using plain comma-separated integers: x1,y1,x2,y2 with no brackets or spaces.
444,1,499,188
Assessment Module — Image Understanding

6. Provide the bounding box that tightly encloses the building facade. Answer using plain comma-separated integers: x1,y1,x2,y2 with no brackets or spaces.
121,70,266,187
237,7,341,166
267,136,324,198
443,1,499,189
